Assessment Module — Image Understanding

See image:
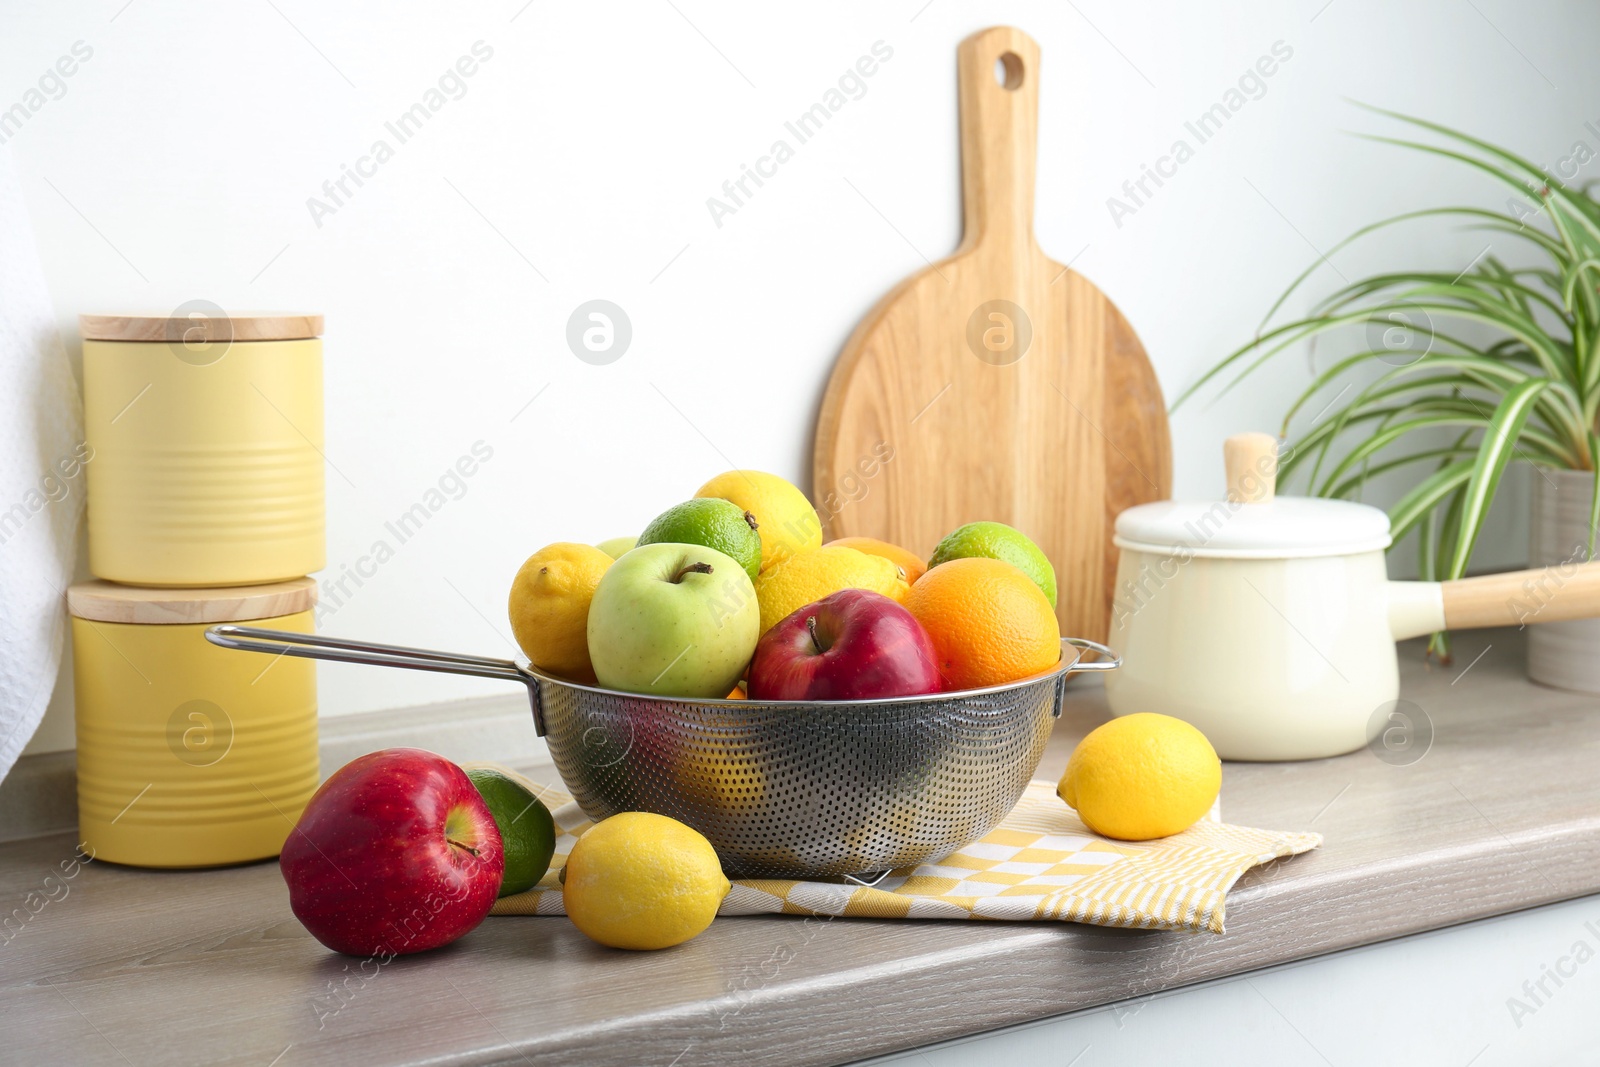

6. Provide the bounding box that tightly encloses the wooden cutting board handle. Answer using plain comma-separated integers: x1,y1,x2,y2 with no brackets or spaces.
956,27,1041,256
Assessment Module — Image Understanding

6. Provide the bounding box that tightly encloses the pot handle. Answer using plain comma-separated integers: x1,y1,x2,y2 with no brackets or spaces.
1063,637,1121,672
205,625,534,686
1438,560,1600,630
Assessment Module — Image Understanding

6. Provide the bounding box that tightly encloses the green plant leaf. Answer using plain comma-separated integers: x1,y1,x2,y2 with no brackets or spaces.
1312,407,1488,492
1326,446,1480,500
1418,505,1438,582
1247,203,1572,349
1388,460,1476,544
1446,379,1552,578
1187,109,1600,589
1428,481,1470,662
1355,104,1600,238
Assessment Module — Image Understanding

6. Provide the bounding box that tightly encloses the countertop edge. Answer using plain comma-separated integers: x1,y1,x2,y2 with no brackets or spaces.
471,816,1600,1067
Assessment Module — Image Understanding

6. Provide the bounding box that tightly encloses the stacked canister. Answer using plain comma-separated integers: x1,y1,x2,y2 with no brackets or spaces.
69,311,325,867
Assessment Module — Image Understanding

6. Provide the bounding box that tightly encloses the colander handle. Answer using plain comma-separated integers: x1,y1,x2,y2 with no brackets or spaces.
205,625,536,688
1063,637,1120,672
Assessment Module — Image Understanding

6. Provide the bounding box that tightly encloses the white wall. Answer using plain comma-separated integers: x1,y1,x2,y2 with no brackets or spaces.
9,0,1597,752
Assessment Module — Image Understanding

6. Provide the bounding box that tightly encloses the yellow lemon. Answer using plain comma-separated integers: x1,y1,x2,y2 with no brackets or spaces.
507,543,613,683
695,470,821,572
1058,713,1221,841
675,747,767,811
825,536,927,584
562,812,730,951
752,546,907,635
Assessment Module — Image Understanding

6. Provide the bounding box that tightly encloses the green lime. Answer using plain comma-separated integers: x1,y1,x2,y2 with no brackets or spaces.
929,521,1057,608
465,768,556,897
595,536,637,559
637,498,762,581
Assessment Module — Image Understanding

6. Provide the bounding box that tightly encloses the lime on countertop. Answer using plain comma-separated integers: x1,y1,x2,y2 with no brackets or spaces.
465,767,556,897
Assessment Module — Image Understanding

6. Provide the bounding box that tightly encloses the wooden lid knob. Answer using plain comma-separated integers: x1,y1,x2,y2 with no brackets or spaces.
1224,433,1278,504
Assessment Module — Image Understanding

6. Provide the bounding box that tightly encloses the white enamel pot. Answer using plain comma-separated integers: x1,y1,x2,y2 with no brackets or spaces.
1104,433,1600,761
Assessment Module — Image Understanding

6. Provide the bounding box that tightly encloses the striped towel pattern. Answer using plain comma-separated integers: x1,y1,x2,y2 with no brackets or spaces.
485,771,1320,934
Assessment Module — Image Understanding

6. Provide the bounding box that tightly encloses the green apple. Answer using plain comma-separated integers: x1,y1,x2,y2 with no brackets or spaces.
595,536,637,560
587,543,759,697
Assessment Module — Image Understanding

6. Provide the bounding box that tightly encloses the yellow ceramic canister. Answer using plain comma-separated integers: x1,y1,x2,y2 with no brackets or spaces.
69,579,320,868
80,310,325,587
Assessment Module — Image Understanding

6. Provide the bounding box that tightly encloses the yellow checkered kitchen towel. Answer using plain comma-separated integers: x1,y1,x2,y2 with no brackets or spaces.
482,769,1320,934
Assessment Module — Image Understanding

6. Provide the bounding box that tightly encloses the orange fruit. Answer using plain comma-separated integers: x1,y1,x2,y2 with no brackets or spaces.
905,557,1060,691
726,685,746,699
824,537,927,584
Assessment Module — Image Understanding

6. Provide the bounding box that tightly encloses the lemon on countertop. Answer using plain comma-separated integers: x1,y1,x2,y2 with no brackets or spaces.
561,812,731,950
695,470,821,573
1058,713,1221,841
507,542,613,683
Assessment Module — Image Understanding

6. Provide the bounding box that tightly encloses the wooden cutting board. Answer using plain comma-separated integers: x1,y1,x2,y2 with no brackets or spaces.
813,26,1170,644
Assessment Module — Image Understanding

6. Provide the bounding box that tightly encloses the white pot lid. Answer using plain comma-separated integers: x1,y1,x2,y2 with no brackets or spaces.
1114,496,1393,559
1115,432,1394,559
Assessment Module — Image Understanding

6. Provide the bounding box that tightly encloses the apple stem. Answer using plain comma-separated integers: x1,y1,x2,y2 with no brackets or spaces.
806,615,824,655
743,510,759,531
671,561,714,583
446,838,480,856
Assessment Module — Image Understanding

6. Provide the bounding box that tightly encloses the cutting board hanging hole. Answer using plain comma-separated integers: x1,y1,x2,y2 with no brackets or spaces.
995,52,1024,90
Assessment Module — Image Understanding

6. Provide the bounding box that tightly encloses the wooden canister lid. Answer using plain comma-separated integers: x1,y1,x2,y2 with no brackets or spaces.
68,578,318,624
79,311,323,342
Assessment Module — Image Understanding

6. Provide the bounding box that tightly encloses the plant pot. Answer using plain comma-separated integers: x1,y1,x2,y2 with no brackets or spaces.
1528,468,1600,693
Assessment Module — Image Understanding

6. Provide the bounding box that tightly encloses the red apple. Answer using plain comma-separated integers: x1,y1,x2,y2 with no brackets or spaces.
280,748,503,956
747,588,941,701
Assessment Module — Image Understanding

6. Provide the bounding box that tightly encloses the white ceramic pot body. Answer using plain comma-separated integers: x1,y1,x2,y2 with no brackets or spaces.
1107,433,1600,762
1104,546,1444,761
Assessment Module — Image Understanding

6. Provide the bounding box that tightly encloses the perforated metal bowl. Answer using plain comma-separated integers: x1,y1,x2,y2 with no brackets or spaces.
207,627,1118,879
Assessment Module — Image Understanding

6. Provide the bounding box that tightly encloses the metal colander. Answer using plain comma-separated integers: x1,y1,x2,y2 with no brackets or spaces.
207,627,1118,879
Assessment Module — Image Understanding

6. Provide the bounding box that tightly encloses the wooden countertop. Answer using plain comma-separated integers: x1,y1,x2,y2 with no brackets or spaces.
4,628,1597,1066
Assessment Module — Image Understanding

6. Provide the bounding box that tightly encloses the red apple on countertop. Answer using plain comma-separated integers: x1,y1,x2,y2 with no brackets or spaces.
280,748,503,956
748,589,941,701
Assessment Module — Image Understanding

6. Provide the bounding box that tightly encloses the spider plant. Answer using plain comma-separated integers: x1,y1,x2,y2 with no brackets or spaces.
1177,106,1600,658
